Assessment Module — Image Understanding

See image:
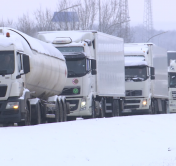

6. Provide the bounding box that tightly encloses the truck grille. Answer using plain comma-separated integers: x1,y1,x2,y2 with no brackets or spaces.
0,85,7,97
60,87,80,95
124,105,139,109
126,90,142,96
66,100,79,111
125,100,140,104
172,91,176,99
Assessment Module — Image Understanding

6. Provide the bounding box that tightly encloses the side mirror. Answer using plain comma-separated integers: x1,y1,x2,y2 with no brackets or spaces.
85,39,92,46
91,59,96,70
91,70,97,75
151,75,155,80
150,67,155,75
23,54,30,74
150,67,155,80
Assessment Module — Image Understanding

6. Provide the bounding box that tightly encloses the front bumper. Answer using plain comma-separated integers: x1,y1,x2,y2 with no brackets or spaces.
66,97,92,116
123,98,150,113
0,97,23,123
169,100,176,113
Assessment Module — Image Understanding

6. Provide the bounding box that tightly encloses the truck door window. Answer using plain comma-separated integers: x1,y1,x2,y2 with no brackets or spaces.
17,53,22,72
86,59,91,71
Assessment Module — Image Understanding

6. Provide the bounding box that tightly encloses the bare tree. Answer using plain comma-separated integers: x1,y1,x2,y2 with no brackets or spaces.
0,18,15,28
98,0,119,34
34,7,56,31
76,0,98,30
16,13,35,37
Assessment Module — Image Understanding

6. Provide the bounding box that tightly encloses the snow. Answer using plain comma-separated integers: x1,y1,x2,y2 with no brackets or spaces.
38,31,94,43
125,56,148,66
0,35,24,51
0,27,65,60
19,88,29,99
0,114,176,166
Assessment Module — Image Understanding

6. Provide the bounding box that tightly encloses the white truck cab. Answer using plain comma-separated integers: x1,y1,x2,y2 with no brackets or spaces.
124,43,168,114
38,31,125,119
168,51,176,113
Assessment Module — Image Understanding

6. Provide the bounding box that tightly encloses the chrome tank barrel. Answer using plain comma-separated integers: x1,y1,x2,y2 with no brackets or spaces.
26,52,67,99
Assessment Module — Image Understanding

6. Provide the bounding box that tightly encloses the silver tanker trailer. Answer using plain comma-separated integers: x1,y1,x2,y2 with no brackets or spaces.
0,27,69,126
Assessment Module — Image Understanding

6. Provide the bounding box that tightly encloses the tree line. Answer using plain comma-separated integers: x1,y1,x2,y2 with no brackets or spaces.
0,0,175,50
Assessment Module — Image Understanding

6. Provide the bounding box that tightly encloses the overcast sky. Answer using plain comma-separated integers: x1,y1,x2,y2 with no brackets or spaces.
1,0,176,31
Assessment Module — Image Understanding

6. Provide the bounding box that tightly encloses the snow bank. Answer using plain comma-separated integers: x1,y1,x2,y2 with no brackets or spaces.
0,114,176,166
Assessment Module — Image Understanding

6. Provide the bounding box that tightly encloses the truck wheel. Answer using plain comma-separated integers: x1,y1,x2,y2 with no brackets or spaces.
55,101,60,122
112,100,119,117
154,100,159,114
62,102,67,122
37,104,42,124
18,104,30,126
59,102,63,122
99,98,105,118
91,98,96,118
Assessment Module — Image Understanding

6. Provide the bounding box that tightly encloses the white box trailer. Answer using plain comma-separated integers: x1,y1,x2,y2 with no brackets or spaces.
0,27,69,126
38,31,125,118
167,51,176,113
124,43,168,114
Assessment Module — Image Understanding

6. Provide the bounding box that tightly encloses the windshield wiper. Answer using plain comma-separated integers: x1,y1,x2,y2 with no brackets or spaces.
68,70,76,76
0,70,7,75
132,77,144,81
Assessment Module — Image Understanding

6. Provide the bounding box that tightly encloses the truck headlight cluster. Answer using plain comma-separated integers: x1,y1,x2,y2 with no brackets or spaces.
6,102,19,109
142,100,147,107
170,104,176,107
81,98,86,109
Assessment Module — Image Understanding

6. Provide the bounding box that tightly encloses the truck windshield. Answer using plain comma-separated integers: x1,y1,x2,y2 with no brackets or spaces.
56,47,84,53
169,73,176,88
0,51,14,75
168,52,176,66
66,58,87,78
125,66,148,81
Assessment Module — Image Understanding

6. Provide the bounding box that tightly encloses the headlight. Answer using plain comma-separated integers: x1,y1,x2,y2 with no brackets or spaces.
142,100,147,106
6,102,19,109
170,104,176,107
81,98,86,108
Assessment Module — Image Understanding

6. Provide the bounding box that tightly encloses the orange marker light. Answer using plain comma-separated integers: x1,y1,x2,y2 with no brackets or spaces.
6,32,10,37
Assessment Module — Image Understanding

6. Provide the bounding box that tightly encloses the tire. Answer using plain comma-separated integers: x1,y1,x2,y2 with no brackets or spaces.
55,101,60,122
62,102,67,122
99,98,105,118
154,100,158,114
18,102,30,126
91,98,96,118
112,100,120,117
36,103,42,124
59,102,63,122
162,100,167,114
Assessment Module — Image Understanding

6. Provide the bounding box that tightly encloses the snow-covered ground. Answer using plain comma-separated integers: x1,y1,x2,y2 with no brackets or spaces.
0,114,176,166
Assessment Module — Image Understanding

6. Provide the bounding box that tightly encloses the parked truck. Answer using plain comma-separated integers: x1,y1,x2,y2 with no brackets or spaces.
168,51,176,113
38,31,125,119
124,43,168,114
0,27,69,126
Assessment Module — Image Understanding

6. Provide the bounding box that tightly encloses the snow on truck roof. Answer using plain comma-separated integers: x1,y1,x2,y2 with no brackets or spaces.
0,27,64,60
125,56,147,66
38,31,95,43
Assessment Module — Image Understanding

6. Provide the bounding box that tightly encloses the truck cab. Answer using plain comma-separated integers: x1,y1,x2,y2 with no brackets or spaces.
124,43,168,114
168,51,176,113
38,31,125,118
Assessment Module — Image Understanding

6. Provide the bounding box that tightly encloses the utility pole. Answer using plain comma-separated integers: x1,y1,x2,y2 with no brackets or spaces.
143,0,153,42
99,0,101,32
118,0,130,42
